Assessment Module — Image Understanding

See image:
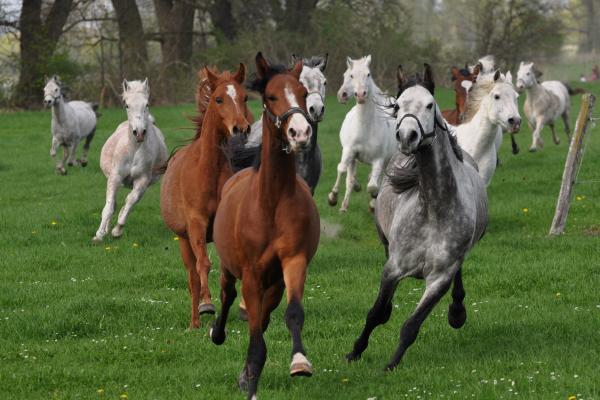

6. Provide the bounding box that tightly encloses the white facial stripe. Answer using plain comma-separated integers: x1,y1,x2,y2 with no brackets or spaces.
226,84,239,113
284,85,299,108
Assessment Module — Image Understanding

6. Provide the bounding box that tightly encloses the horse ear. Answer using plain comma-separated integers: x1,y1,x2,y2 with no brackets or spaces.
472,62,482,78
233,63,246,85
205,66,220,90
493,70,501,82
122,79,129,93
365,54,372,66
319,53,328,72
291,54,301,65
423,63,435,94
255,51,270,79
396,64,406,88
142,77,149,93
505,71,513,85
346,56,353,69
450,66,460,81
291,60,303,80
534,67,543,78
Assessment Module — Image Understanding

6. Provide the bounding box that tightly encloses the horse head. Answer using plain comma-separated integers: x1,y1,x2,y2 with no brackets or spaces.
345,55,373,104
253,52,312,152
122,78,152,143
296,54,328,122
43,75,63,107
204,64,251,138
450,65,477,120
483,70,521,134
516,61,542,91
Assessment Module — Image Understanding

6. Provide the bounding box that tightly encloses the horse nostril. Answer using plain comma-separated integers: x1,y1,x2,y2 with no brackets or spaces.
342,92,347,97
321,105,325,114
409,130,418,143
508,118,515,125
133,129,137,135
143,129,147,135
396,131,400,141
289,128,296,138
309,106,315,114
362,91,366,97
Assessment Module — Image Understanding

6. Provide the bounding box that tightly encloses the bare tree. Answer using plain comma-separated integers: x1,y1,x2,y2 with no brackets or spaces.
153,0,195,71
111,0,148,79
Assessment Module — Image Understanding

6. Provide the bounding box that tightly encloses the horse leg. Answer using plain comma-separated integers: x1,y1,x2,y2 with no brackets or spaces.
282,256,312,377
549,122,560,145
50,137,58,159
210,268,237,344
346,262,399,362
367,159,384,212
261,282,285,332
111,176,150,238
328,148,352,207
188,220,214,314
238,273,266,399
92,177,120,243
80,128,95,167
179,238,201,329
448,266,467,329
340,157,357,213
384,272,453,371
67,138,80,166
529,119,545,152
57,144,69,175
510,133,520,155
562,112,571,140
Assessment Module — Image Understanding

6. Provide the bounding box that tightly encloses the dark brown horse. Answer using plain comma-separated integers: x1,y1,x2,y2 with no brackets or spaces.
211,52,320,399
442,64,479,125
160,65,252,329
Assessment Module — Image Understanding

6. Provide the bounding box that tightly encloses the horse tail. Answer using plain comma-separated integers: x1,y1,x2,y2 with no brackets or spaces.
90,102,101,118
564,82,586,96
84,127,95,151
192,67,214,139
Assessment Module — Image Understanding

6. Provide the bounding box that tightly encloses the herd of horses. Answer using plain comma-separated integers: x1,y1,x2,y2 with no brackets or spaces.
42,52,584,399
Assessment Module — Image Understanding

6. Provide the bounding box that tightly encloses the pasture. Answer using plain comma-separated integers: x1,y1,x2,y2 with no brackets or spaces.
1,82,600,399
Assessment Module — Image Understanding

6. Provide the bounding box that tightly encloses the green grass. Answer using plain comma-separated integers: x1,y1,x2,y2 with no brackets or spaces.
1,82,600,400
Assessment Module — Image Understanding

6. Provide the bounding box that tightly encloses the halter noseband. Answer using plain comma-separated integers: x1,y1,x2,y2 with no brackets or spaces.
263,103,309,129
396,103,448,147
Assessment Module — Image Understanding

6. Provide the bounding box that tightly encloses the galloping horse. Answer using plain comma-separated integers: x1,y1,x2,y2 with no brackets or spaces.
346,65,488,370
211,52,320,400
160,65,252,329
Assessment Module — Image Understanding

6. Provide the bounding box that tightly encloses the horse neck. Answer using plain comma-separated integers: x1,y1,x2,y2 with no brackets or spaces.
526,79,544,98
355,79,379,122
194,104,230,171
258,115,297,206
467,98,499,152
52,97,67,124
415,128,459,213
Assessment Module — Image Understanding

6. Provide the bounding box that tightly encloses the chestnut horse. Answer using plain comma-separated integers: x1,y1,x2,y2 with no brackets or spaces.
441,64,478,125
160,65,252,329
211,52,320,399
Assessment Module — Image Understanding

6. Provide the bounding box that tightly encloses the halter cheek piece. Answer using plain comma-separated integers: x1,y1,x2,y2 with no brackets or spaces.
263,103,310,153
396,103,448,147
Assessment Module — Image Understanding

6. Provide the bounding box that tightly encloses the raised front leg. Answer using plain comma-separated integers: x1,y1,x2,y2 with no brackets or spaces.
187,218,215,314
111,175,150,238
92,177,120,243
340,159,357,213
282,256,312,377
66,138,81,166
385,272,454,371
529,118,545,152
50,137,59,159
210,268,238,344
448,266,466,329
347,263,398,362
328,148,353,207
238,273,266,400
56,144,69,175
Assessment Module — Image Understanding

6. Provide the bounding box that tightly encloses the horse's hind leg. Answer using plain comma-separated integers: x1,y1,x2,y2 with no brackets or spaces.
385,272,453,371
80,128,95,167
187,220,214,314
347,262,398,362
328,149,353,207
549,122,560,145
112,176,149,238
238,273,266,399
179,238,201,329
281,257,312,377
210,268,237,344
340,158,357,213
562,112,571,139
260,282,285,332
448,267,467,329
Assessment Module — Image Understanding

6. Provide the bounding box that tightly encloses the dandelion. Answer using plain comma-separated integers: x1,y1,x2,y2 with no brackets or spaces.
173,236,179,241
51,221,58,225
576,195,586,201
522,208,529,214
556,292,561,297
120,394,128,399
341,378,349,383
132,243,139,248
105,246,111,251
97,388,104,395
568,396,576,400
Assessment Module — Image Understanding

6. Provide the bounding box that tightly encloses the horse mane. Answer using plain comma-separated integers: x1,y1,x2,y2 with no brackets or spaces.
302,56,325,69
462,77,495,122
247,63,288,94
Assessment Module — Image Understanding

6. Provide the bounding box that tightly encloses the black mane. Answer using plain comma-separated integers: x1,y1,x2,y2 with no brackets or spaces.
246,62,288,94
302,56,325,69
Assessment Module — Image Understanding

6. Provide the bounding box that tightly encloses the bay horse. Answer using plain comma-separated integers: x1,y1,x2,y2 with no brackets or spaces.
160,64,252,329
43,75,99,175
92,79,168,243
346,65,488,371
441,64,478,125
211,52,320,400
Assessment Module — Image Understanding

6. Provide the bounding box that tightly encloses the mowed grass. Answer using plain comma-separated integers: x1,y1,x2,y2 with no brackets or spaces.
1,81,600,400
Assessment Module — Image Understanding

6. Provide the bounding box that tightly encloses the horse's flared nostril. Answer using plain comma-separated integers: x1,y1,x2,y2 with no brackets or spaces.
342,92,347,97
396,131,400,141
362,91,367,97
409,130,418,143
289,128,296,138
143,129,147,135
132,129,137,135
321,105,325,114
508,118,515,125
309,106,315,114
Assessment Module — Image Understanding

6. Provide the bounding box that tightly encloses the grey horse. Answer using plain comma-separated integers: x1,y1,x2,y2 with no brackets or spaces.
346,66,488,371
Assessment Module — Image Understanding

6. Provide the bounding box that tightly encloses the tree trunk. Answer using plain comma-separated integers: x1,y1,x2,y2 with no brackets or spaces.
13,0,73,109
269,0,318,32
209,0,236,42
153,0,195,70
111,0,148,79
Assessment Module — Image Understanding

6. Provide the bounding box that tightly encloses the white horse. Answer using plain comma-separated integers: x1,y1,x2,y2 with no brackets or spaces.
337,67,354,103
456,70,521,186
328,55,396,212
43,75,98,175
516,62,573,152
92,79,168,243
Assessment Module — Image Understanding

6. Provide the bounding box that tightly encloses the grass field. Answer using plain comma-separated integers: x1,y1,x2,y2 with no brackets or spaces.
1,81,600,400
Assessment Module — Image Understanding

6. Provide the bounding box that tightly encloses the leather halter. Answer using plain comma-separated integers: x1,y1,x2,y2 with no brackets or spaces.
263,103,309,130
396,103,448,147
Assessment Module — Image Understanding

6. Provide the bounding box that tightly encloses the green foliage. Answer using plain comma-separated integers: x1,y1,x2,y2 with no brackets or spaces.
1,82,600,398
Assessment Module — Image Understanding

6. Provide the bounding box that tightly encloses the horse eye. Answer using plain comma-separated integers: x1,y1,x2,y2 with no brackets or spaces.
367,73,371,77
267,95,277,101
350,74,353,79
323,81,327,86
125,104,129,109
426,103,433,110
216,97,223,104
494,94,500,100
526,72,530,75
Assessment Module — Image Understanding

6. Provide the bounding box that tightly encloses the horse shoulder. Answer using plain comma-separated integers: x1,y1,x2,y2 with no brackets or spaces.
339,107,358,143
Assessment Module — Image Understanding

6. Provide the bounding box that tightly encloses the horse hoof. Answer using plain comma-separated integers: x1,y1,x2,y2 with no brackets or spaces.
56,168,67,175
91,236,102,245
199,303,216,315
210,324,226,345
238,369,249,392
327,193,338,207
111,225,123,238
353,182,362,192
345,351,360,362
383,363,397,372
528,147,537,153
239,307,248,321
338,207,347,214
290,353,313,377
67,161,74,167
448,303,467,329
512,147,520,155
79,159,88,167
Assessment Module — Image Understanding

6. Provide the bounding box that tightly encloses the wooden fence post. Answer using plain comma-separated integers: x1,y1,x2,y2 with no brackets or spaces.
549,93,596,235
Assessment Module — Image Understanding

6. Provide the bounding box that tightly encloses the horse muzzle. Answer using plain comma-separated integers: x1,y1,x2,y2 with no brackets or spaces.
508,117,521,134
133,128,147,142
